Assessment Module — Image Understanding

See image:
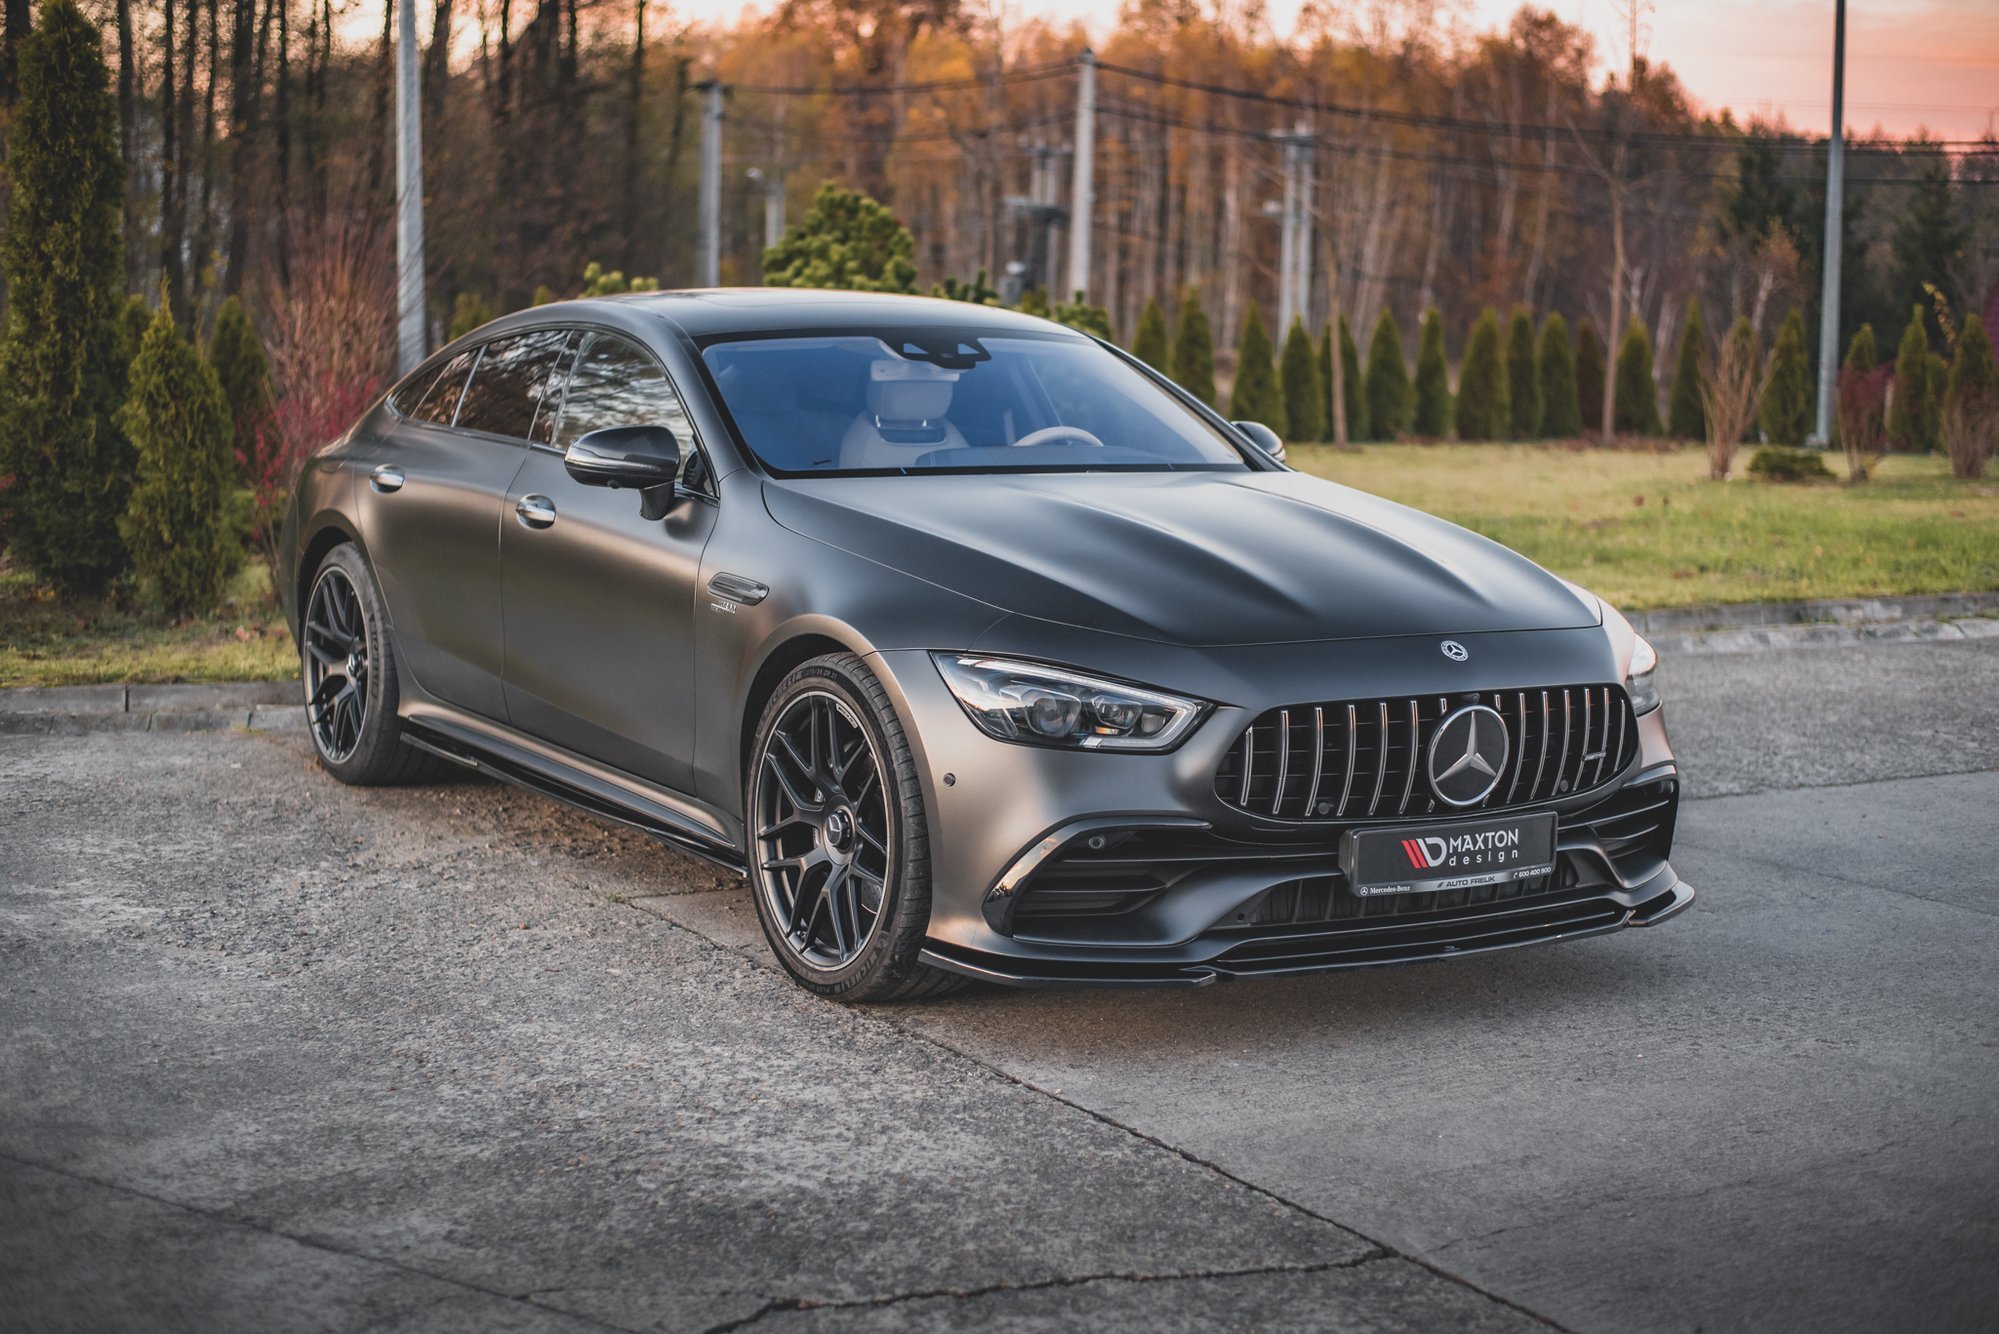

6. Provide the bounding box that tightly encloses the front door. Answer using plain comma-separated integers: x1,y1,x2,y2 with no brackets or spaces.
500,332,716,791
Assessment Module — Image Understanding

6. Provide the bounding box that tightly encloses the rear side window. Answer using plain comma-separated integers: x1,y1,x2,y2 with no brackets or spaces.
409,349,478,426
455,330,571,440
556,334,693,450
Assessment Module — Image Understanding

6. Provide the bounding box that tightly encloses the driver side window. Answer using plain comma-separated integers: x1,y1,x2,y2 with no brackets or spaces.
557,335,695,457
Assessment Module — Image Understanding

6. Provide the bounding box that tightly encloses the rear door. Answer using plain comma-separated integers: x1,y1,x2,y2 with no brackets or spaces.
499,331,716,791
360,330,569,720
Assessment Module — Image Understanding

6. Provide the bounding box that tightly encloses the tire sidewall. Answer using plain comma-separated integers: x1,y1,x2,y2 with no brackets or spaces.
746,655,931,999
304,544,403,784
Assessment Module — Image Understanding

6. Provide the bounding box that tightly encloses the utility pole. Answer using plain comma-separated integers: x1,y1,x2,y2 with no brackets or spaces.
1066,49,1096,303
1812,0,1847,446
697,81,724,288
748,167,786,253
393,0,425,375
1275,126,1315,334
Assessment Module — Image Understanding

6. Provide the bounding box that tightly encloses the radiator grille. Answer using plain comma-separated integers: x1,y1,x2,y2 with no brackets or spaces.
1215,685,1637,822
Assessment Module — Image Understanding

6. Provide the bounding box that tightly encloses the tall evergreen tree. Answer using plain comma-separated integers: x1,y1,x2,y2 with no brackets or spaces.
120,304,237,615
0,0,130,593
1411,308,1452,437
206,296,271,469
1946,314,1997,410
116,294,151,369
1575,319,1607,435
1536,313,1582,438
1365,309,1412,439
1667,297,1709,441
1842,323,1878,374
1279,316,1322,444
1759,310,1812,445
761,183,917,292
1612,317,1661,435
1888,306,1934,452
1228,302,1286,435
1456,308,1508,441
1170,287,1217,407
1338,315,1367,442
1890,164,1968,340
1505,309,1539,439
1131,296,1169,369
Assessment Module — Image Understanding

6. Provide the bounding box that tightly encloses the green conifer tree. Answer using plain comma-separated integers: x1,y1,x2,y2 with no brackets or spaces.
1279,316,1323,445
1455,308,1508,441
448,293,497,341
1339,315,1368,441
206,296,272,468
1888,306,1933,451
1015,288,1051,319
0,0,131,593
119,305,237,615
1536,312,1582,438
1412,309,1452,437
1758,310,1812,445
1052,290,1113,341
1575,318,1607,434
1843,323,1877,374
1228,303,1286,435
1612,317,1662,435
1170,287,1217,407
1365,309,1413,439
761,183,917,292
117,294,151,368
1131,296,1169,369
1667,297,1709,440
1946,314,1998,409
1505,309,1539,439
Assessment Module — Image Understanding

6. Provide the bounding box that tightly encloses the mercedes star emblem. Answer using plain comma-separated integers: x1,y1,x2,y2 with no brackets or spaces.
1427,704,1510,807
1441,640,1469,662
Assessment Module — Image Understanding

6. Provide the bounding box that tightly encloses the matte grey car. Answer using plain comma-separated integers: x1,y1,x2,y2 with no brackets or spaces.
280,289,1690,1000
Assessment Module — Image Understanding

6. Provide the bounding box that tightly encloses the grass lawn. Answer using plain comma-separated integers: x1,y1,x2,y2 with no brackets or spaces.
0,560,297,688
1288,443,1999,611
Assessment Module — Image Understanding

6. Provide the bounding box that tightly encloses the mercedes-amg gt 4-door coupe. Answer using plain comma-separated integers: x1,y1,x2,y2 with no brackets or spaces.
281,289,1691,1000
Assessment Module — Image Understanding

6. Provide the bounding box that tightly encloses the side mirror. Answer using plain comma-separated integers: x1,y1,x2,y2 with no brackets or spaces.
1232,420,1287,463
565,425,682,519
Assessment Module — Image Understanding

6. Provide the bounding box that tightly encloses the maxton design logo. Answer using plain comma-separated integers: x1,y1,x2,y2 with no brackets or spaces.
1402,826,1523,871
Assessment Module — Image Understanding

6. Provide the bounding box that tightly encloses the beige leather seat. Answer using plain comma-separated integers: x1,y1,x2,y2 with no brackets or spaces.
840,361,968,469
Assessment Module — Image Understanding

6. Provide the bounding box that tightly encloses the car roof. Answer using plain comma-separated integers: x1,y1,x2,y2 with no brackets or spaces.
577,288,1081,340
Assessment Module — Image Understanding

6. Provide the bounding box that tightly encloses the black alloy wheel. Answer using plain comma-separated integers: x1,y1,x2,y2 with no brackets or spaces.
305,563,371,764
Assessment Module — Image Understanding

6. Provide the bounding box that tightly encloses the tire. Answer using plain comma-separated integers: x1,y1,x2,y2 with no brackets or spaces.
745,652,968,1002
300,542,449,786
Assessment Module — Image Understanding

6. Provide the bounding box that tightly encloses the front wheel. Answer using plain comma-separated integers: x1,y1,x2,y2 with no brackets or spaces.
746,653,965,1001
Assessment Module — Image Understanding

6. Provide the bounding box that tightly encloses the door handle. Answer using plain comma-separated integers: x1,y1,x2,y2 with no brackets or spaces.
370,464,405,493
515,494,557,529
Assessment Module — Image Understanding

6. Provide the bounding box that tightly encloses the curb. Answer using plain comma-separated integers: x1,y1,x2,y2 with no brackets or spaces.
0,680,303,736
1625,590,1999,634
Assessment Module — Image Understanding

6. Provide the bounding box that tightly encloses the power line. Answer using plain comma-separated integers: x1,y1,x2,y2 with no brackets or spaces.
729,60,1073,98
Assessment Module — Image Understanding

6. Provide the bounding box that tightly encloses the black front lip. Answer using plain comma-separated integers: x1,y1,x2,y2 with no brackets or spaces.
918,874,1694,989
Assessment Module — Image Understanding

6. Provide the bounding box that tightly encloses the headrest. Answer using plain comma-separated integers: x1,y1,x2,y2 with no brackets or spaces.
866,359,958,422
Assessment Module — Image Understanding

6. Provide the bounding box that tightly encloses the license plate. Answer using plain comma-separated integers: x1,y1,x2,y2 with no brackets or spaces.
1341,812,1558,897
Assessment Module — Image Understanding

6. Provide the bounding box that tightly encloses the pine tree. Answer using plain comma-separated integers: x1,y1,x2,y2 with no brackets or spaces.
1170,287,1217,407
1948,314,1998,409
1505,309,1539,439
1888,306,1933,451
1365,309,1413,439
1015,288,1051,319
0,0,131,594
206,296,271,470
116,295,152,368
761,183,917,292
1612,317,1661,435
1575,319,1607,435
1411,309,1451,437
1536,313,1582,438
1279,317,1322,445
119,305,238,615
448,293,497,341
1891,164,1969,333
1759,310,1812,445
1667,297,1709,440
1229,303,1286,434
1052,290,1113,341
1131,296,1169,369
1339,315,1367,441
1455,309,1507,441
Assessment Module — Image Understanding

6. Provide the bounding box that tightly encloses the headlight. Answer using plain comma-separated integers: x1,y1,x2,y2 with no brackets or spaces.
931,654,1209,751
1626,634,1660,715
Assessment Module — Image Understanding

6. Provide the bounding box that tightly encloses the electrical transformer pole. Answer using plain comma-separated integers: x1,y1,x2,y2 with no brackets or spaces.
1067,49,1096,303
394,0,425,375
1812,0,1847,445
698,81,724,288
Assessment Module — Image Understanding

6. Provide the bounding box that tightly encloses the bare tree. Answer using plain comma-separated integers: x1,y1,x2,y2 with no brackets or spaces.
1700,324,1768,481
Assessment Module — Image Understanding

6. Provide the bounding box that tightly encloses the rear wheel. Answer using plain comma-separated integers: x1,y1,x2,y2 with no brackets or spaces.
746,653,966,1001
302,543,447,786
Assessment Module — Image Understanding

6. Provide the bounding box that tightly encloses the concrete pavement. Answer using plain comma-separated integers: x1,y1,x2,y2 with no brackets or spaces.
3,637,1995,1332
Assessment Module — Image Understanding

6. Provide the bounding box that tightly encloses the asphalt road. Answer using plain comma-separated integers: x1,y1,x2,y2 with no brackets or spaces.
3,636,1996,1333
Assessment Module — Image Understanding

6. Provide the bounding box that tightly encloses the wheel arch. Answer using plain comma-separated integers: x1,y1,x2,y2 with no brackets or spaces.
736,630,861,796
296,517,366,629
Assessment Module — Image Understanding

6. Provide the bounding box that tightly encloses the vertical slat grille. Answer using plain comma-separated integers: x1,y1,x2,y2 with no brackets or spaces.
1215,685,1640,821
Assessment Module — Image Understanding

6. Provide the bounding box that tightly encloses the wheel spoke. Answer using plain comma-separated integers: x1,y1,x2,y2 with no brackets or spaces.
855,823,886,856
823,866,850,956
764,752,817,813
757,814,813,841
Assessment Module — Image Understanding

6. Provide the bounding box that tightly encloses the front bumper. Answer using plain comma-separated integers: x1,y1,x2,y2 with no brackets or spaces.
872,628,1691,989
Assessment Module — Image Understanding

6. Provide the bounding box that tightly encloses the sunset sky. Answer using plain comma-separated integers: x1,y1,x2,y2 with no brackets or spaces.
659,0,1999,142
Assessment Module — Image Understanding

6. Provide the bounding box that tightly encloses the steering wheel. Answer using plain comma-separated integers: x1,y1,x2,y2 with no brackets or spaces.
1009,425,1106,449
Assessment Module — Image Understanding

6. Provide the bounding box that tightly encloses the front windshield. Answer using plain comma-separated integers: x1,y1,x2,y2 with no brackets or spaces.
699,328,1250,475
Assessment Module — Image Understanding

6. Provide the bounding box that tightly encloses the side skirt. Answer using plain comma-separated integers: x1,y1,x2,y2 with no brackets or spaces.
400,713,746,875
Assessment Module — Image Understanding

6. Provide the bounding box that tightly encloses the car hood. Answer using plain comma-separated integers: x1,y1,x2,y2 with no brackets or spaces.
762,470,1600,648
